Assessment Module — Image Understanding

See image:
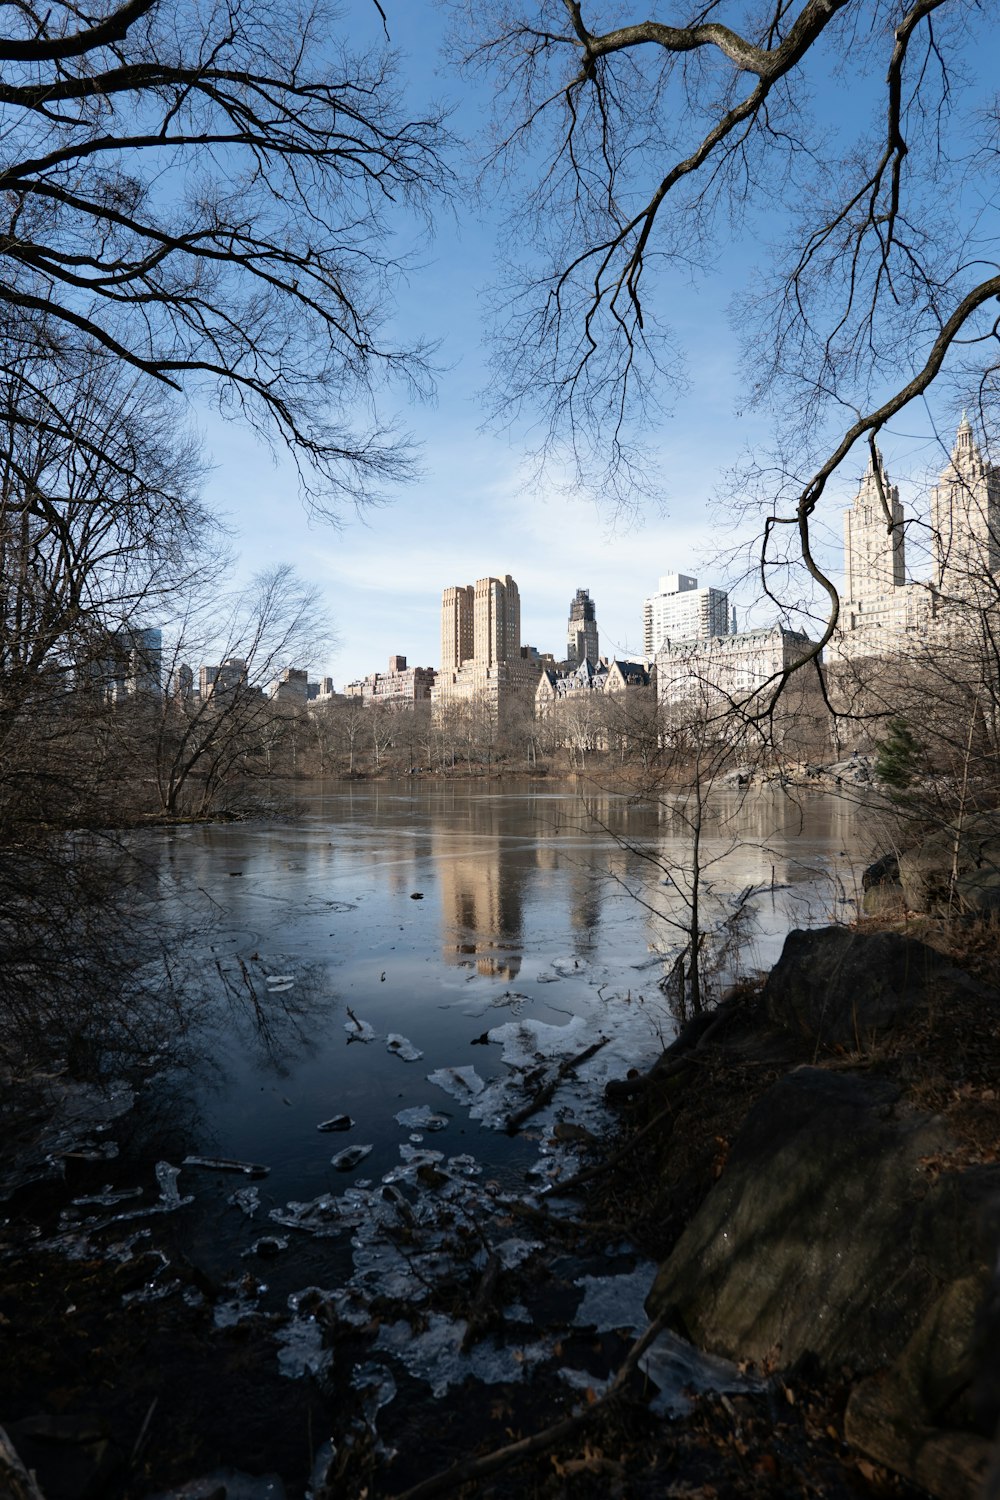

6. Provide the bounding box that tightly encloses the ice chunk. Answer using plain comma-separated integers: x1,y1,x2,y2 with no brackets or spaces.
317,1115,353,1132
494,1237,544,1271
427,1065,485,1101
638,1329,765,1417
267,974,295,984
306,1442,337,1500
352,1362,397,1420
394,1106,449,1132
229,1186,261,1217
72,1186,143,1208
331,1144,373,1172
269,1194,347,1237
374,1314,549,1397
573,1264,657,1335
155,1161,183,1208
245,1236,288,1259
276,1315,332,1381
182,1155,269,1178
344,1014,375,1042
386,1034,423,1062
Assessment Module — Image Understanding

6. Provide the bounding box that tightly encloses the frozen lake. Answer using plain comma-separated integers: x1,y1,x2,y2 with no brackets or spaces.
14,778,881,1472
125,780,872,1237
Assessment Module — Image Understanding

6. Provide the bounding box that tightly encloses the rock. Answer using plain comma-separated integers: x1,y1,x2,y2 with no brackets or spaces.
861,882,907,918
862,852,900,890
0,1427,46,1500
898,816,1000,915
645,1063,1000,1500
843,1386,991,1500
762,925,975,1047
954,866,1000,915
4,1414,118,1500
645,1068,953,1373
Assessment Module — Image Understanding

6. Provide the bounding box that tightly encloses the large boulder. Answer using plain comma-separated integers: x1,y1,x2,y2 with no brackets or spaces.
645,1067,1000,1500
762,925,975,1048
898,814,1000,915
645,1068,953,1372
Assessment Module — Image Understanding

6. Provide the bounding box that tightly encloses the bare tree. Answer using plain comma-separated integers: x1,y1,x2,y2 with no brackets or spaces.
156,564,326,815
0,0,452,512
460,0,1000,673
0,331,215,829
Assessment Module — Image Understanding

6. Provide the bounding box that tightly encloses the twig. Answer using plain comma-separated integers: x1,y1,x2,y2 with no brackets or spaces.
390,1315,668,1500
505,1036,610,1134
460,1252,501,1352
547,1098,677,1196
0,1427,47,1500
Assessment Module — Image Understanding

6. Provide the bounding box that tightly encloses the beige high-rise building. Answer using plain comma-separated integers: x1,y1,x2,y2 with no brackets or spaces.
473,574,520,664
930,413,1000,598
441,585,474,670
432,574,535,723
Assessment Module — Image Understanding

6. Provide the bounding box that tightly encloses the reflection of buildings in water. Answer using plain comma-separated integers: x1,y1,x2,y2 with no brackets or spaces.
434,816,525,975
566,857,603,956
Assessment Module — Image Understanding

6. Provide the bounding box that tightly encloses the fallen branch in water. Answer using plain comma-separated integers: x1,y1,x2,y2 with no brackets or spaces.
390,1314,668,1500
460,1251,501,1352
505,1036,610,1134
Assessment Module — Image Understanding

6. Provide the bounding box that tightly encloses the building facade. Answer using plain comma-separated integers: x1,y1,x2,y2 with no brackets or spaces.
343,656,436,706
843,450,905,604
643,573,730,656
199,656,248,701
833,419,1000,664
86,625,162,701
930,413,1000,598
656,627,815,714
432,575,536,723
267,667,309,705
566,588,599,668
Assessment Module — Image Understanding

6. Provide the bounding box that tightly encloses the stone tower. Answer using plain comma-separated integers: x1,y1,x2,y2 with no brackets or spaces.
566,588,599,668
930,414,1000,596
843,448,905,604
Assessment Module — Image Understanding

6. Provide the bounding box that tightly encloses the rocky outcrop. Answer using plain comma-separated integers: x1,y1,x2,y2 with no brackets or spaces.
645,926,1000,1500
895,814,1000,915
761,925,976,1048
645,1069,955,1370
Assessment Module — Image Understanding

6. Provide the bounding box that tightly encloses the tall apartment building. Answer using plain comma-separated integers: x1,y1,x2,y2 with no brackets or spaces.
199,656,248,700
268,667,309,704
473,574,521,665
930,413,1000,597
432,574,536,722
85,625,162,701
642,574,730,656
566,588,599,668
831,423,1000,661
441,585,474,671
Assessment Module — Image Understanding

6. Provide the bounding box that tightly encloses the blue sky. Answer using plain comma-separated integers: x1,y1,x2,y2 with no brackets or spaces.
194,0,989,687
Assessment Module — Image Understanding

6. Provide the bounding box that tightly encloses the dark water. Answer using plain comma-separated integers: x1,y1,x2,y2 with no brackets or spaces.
121,781,870,1249
9,778,879,1458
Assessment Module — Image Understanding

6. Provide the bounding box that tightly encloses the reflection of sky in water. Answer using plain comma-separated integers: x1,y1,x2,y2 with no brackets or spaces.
118,781,872,1285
